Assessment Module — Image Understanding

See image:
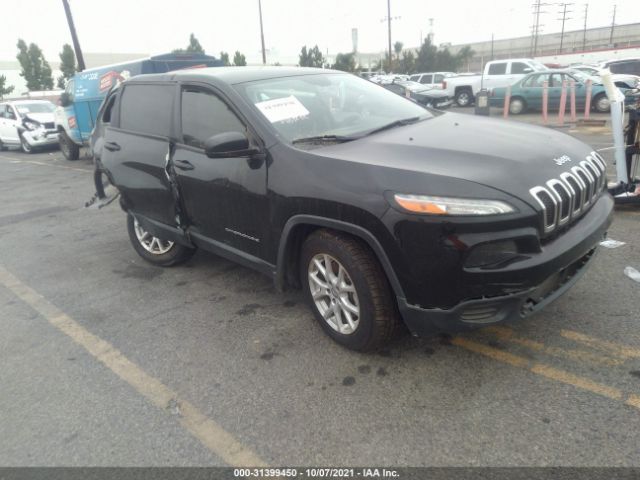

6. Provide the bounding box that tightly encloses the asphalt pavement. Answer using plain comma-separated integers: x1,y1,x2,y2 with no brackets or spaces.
1,112,640,467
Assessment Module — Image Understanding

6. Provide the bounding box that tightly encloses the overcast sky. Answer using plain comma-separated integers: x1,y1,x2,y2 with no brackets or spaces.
1,0,638,64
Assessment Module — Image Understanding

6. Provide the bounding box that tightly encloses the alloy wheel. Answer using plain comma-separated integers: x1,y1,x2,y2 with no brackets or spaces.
133,219,174,255
308,253,360,335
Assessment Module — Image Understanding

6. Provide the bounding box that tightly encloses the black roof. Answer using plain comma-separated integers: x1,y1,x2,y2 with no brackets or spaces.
127,66,347,85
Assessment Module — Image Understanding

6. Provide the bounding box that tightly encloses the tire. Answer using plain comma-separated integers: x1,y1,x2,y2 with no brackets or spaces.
20,135,34,154
593,93,610,113
0,138,5,151
509,97,526,115
59,129,80,160
126,213,195,267
300,229,398,352
455,89,473,107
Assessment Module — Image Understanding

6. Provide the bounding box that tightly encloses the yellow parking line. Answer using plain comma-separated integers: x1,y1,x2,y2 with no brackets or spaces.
483,326,624,367
530,364,622,400
453,337,639,411
0,265,267,466
560,329,640,359
0,155,90,173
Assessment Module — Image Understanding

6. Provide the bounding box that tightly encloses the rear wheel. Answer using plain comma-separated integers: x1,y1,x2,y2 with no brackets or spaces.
300,229,398,352
126,213,195,267
455,89,473,107
59,129,80,160
0,138,6,151
509,97,526,115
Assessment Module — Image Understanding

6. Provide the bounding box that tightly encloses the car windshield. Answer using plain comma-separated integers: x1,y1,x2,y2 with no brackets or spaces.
14,102,55,114
234,73,432,144
569,69,599,83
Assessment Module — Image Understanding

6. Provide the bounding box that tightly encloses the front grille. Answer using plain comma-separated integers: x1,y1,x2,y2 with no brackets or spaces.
44,122,55,129
529,151,606,234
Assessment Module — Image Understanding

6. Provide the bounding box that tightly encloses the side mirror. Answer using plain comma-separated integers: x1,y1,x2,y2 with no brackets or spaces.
59,92,72,107
204,131,259,158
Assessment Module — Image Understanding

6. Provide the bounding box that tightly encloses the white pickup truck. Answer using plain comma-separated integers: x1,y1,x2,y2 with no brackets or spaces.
443,58,549,106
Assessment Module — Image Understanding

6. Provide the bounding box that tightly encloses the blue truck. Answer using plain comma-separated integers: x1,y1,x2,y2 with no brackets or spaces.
54,53,223,160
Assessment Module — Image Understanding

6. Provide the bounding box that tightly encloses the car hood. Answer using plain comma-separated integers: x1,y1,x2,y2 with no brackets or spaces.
313,112,597,206
24,112,55,124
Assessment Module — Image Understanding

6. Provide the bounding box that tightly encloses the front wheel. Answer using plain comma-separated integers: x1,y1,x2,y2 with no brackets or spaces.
455,89,473,107
126,214,195,267
59,129,80,160
300,229,398,352
20,135,34,154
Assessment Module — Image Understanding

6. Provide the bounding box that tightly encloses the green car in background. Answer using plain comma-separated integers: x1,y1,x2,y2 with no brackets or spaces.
490,69,634,115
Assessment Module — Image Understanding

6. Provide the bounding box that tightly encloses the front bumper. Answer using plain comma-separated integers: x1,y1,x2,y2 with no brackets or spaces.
23,130,59,147
397,193,613,336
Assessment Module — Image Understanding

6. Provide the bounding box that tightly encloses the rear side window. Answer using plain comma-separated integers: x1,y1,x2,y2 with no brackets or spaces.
510,62,530,74
120,84,174,137
433,74,444,83
181,88,246,149
488,63,507,75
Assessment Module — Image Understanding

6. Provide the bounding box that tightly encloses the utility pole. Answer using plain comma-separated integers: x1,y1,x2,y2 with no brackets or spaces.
609,4,616,44
530,0,545,57
258,0,266,64
490,33,494,61
557,3,573,53
582,3,588,50
387,0,392,73
61,0,85,71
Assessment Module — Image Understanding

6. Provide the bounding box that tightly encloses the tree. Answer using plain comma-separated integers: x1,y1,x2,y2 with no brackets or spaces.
173,33,205,54
233,51,247,66
393,41,404,71
332,52,357,73
414,37,438,73
398,50,416,74
0,75,15,100
57,44,76,89
455,45,475,72
16,39,54,91
298,45,324,68
219,51,230,66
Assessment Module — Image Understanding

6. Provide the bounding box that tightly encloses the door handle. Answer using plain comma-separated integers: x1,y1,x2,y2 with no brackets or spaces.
174,159,195,171
104,142,121,152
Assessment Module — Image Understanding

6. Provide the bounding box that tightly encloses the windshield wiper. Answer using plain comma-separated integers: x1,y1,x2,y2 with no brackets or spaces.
363,116,425,136
292,134,357,145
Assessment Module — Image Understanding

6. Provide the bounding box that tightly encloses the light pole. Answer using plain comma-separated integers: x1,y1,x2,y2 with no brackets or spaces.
258,0,266,64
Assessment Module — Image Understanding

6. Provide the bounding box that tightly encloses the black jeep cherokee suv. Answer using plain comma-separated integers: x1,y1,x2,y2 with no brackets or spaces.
95,67,613,351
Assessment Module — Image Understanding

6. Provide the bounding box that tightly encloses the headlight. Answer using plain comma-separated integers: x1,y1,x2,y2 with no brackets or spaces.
394,194,516,215
23,121,41,131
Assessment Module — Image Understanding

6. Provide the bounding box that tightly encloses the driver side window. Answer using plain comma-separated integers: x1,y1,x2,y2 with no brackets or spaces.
181,88,246,149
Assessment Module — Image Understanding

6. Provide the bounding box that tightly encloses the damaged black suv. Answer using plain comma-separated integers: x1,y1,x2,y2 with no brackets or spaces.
96,67,613,351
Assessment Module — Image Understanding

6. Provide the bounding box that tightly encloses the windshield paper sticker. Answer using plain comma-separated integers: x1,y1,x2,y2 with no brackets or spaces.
255,96,309,123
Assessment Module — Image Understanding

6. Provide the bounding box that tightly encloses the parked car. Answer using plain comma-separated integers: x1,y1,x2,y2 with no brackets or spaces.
571,64,640,89
489,69,633,114
97,67,613,351
382,80,453,109
599,57,640,77
443,58,549,107
408,72,455,89
55,53,223,161
0,100,58,153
